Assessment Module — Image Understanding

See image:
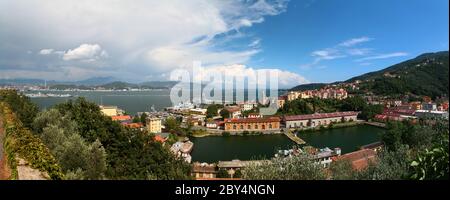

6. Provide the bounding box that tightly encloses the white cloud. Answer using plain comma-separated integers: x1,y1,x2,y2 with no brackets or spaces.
0,0,289,81
311,48,345,60
249,39,261,48
339,36,373,47
180,64,309,88
356,52,408,62
39,49,54,55
63,44,108,62
347,48,372,56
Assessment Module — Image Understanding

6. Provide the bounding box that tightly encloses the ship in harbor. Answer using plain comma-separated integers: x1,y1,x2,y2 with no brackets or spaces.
25,92,73,98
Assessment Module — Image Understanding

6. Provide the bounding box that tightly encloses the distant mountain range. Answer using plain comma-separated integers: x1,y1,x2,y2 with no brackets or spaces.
291,51,449,98
0,76,179,90
0,76,118,86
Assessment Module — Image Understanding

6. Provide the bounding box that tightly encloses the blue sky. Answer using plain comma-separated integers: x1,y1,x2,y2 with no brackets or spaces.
0,0,448,87
244,0,449,83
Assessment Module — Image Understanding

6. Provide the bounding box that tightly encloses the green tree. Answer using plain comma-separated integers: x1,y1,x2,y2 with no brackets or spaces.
140,112,148,124
216,169,229,178
356,145,411,180
0,90,38,128
242,155,326,180
329,159,355,180
410,141,449,180
84,139,107,180
206,104,219,118
220,109,230,119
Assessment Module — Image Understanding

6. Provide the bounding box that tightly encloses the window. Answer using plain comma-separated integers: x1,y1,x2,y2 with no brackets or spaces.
233,125,236,130
269,124,272,129
240,125,244,129
248,125,251,129
255,125,258,129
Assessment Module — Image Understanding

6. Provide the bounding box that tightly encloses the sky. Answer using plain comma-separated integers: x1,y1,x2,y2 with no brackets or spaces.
0,0,448,88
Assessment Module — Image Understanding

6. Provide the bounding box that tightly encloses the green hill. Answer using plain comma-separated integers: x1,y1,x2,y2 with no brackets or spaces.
290,83,328,91
346,51,449,98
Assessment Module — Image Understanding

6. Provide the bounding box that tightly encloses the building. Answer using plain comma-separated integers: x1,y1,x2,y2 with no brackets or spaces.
239,101,258,111
312,147,341,168
123,122,143,129
147,117,162,133
100,105,123,117
374,107,417,122
284,111,358,129
224,106,242,119
154,132,170,143
191,163,218,179
277,96,286,109
189,108,207,115
287,88,348,102
415,110,449,120
111,115,132,122
422,103,437,111
332,149,377,171
247,113,262,119
224,117,281,132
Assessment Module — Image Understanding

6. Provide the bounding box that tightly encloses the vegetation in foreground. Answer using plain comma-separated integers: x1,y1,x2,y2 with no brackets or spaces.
242,119,449,180
1,90,191,180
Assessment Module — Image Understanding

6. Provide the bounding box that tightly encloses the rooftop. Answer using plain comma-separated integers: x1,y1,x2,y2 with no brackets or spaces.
224,117,281,123
284,111,358,121
111,115,132,121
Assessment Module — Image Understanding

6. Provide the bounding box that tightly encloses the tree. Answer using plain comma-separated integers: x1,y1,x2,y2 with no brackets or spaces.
341,96,366,111
51,98,192,179
216,169,229,178
132,115,140,123
206,104,219,118
140,112,148,124
0,90,38,128
329,159,355,180
242,155,326,180
84,139,107,180
359,104,384,120
355,145,411,180
410,141,449,180
219,109,230,119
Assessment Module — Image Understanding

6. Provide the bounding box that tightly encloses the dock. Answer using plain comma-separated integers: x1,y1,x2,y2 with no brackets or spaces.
364,121,386,128
283,129,306,145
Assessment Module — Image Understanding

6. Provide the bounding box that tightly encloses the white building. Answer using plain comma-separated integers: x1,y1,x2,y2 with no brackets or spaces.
284,111,359,129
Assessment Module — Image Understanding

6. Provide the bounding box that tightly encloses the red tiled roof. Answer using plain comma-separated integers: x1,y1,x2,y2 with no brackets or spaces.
123,122,143,128
154,135,168,143
111,115,132,121
224,117,280,123
225,106,241,112
333,149,377,171
284,111,358,121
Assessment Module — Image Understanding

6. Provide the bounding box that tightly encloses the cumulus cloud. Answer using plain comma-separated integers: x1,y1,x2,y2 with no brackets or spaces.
63,44,108,62
0,0,290,81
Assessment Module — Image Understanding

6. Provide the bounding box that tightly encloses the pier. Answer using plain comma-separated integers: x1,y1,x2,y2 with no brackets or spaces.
283,129,306,145
364,121,386,128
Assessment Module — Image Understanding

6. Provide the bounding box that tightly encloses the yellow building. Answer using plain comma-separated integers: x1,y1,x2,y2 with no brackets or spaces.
99,105,122,117
147,117,162,133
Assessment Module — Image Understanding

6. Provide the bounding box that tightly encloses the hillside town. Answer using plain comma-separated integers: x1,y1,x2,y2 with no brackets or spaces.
89,83,448,179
